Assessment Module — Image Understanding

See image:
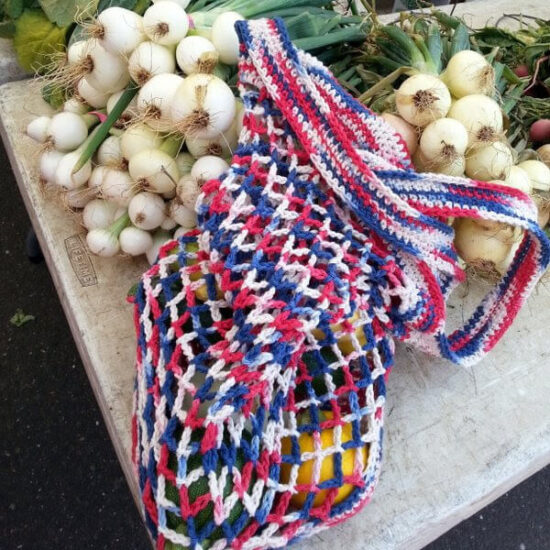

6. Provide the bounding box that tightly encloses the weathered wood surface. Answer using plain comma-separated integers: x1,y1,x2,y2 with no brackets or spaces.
1,0,549,548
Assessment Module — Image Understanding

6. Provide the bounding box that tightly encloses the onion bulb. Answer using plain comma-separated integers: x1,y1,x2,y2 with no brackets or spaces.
454,218,515,265
175,152,195,175
537,144,550,168
145,229,172,265
534,195,550,228
55,152,92,190
76,78,110,109
176,36,218,75
46,112,88,152
83,199,118,230
39,150,64,183
419,118,468,163
413,148,465,176
465,142,513,181
210,11,244,65
120,226,153,256
502,166,532,195
128,192,166,230
169,198,197,228
170,73,236,139
136,74,184,132
395,74,451,127
143,1,189,46
380,113,418,155
190,155,229,184
176,176,200,210
91,7,146,56
442,50,495,98
100,168,135,206
448,95,503,148
517,160,550,192
97,136,125,168
128,41,176,86
27,116,51,143
128,148,180,194
120,123,163,161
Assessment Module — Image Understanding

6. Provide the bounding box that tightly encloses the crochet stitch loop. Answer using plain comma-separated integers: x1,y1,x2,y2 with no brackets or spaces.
132,18,550,550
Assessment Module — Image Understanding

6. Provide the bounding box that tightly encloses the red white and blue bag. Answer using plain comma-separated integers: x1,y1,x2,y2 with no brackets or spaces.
131,18,550,550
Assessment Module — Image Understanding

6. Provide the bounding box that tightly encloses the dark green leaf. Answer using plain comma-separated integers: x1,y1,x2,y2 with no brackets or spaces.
97,0,137,11
7,0,24,19
38,0,97,27
450,23,470,57
427,23,443,73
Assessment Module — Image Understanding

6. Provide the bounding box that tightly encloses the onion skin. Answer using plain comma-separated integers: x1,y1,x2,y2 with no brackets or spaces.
453,218,514,265
381,113,418,155
538,144,550,168
530,119,550,143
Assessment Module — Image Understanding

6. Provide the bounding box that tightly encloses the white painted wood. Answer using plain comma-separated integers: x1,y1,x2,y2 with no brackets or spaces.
0,1,549,549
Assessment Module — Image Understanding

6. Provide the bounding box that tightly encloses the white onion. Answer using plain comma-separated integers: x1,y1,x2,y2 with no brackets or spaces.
443,50,495,98
146,229,172,264
176,176,200,210
97,136,124,168
120,226,154,255
88,165,109,190
65,186,98,209
502,166,532,195
448,94,503,148
100,168,135,206
190,155,229,183
128,192,166,230
47,112,88,152
210,11,244,65
83,199,118,230
175,152,195,175
454,218,514,265
76,78,110,109
120,124,163,161
380,113,418,156
39,150,64,183
169,198,197,228
55,152,92,190
136,73,184,132
143,1,189,46
170,73,236,139
27,116,51,143
128,41,176,86
128,148,179,195
517,160,550,192
94,7,146,56
419,118,468,162
86,228,120,257
466,142,514,181
395,74,451,127
176,36,218,75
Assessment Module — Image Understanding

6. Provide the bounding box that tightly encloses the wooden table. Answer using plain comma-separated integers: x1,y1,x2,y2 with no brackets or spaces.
1,0,549,548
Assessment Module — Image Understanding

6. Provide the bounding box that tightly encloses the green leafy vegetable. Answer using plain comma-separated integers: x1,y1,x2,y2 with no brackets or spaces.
13,10,67,73
38,0,97,27
10,309,35,327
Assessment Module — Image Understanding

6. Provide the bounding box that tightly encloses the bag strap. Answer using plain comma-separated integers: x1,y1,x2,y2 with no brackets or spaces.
235,19,550,366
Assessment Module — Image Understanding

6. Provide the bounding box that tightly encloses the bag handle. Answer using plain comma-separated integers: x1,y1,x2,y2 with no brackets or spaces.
235,18,550,366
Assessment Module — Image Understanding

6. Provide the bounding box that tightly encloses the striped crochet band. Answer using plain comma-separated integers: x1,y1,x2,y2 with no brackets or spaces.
235,18,550,366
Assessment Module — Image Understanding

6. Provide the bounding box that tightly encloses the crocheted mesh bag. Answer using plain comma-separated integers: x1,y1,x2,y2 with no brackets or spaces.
132,18,550,550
